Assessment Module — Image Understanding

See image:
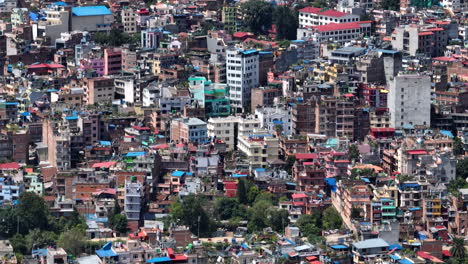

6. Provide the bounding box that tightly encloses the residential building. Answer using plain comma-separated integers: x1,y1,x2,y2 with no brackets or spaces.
124,179,143,222
11,8,29,27
170,118,208,144
0,0,16,13
0,177,23,203
251,86,282,110
237,133,279,170
292,99,317,135
387,74,431,129
298,7,360,28
226,48,259,112
188,76,230,118
207,116,239,151
352,238,390,263
104,48,122,76
121,7,137,33
141,28,162,49
84,77,115,105
297,21,372,43
391,25,449,57
255,105,292,135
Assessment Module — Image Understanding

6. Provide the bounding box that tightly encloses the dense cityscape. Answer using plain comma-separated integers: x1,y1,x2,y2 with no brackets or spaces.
0,0,467,263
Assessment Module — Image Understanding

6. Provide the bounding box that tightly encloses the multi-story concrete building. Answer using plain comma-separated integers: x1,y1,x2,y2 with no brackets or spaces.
222,6,239,33
237,133,279,170
71,5,113,32
124,180,143,222
114,77,136,104
387,74,431,129
207,116,239,151
11,8,29,27
170,118,208,144
391,25,449,57
0,0,16,13
251,86,282,110
103,48,122,76
298,7,359,28
83,77,115,105
292,99,317,135
34,4,70,44
297,21,372,43
141,28,162,49
121,7,137,33
255,105,292,135
188,76,230,118
226,48,259,112
0,177,23,204
237,116,261,136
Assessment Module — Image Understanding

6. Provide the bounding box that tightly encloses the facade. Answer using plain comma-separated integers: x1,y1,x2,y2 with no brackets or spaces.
298,7,360,28
122,7,137,33
207,116,239,151
188,76,230,118
391,25,449,57
84,77,115,105
297,21,372,43
124,180,143,221
226,48,259,112
255,105,292,135
387,74,431,129
11,8,29,27
141,28,162,49
170,118,208,144
237,134,279,170
104,48,122,76
0,0,16,13
71,6,113,32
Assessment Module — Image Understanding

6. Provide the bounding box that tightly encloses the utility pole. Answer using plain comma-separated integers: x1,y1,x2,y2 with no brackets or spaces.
197,216,201,239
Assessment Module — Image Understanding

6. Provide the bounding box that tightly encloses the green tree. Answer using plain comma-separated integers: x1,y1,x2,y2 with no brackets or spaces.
296,213,322,237
457,158,468,180
10,234,28,255
110,214,128,234
268,209,290,232
16,192,51,234
322,207,342,230
247,200,271,232
348,144,360,163
450,237,467,260
453,137,464,156
274,6,298,40
0,207,17,237
57,227,86,257
285,155,296,174
380,0,400,10
237,179,248,204
214,197,246,220
240,0,274,35
255,192,278,205
25,229,58,253
170,195,214,237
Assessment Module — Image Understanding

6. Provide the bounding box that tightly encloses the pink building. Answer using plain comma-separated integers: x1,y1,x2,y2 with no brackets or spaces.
104,48,122,76
80,58,105,76
325,152,350,178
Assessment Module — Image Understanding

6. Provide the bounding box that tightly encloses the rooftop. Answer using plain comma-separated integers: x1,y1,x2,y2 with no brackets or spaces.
72,6,112,16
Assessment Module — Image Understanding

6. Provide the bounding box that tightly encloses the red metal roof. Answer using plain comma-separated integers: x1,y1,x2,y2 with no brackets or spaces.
295,153,318,160
370,128,395,132
27,63,64,69
292,193,308,199
299,7,349,18
92,161,117,169
312,21,369,32
433,56,457,62
418,32,433,36
233,32,253,38
0,162,20,170
407,150,427,155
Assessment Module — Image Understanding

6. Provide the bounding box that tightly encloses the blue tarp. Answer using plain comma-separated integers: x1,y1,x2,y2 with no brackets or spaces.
284,238,296,245
20,112,30,116
65,116,78,120
400,183,420,189
232,174,247,178
126,152,146,157
361,177,370,183
96,242,118,258
286,182,297,186
440,130,454,138
240,243,248,249
99,141,111,146
255,168,266,172
409,207,421,211
29,12,38,21
330,245,348,250
272,120,283,124
398,259,413,264
325,178,337,192
146,257,172,263
32,249,47,257
171,171,185,177
389,244,403,250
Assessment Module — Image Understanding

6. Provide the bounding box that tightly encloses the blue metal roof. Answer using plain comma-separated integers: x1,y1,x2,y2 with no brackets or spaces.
65,116,78,120
398,259,413,264
96,242,117,257
171,171,185,177
72,6,112,16
390,254,401,260
241,49,258,55
146,257,171,263
330,245,348,250
389,244,403,250
255,168,266,172
99,141,111,146
232,174,247,178
440,130,454,138
126,152,146,157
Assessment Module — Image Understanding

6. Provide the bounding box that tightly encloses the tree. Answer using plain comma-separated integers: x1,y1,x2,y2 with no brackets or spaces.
240,0,274,35
214,197,246,220
274,6,298,40
16,192,51,234
285,155,296,174
348,144,360,163
322,207,343,230
57,227,86,257
237,179,248,204
25,229,57,253
110,214,128,234
380,0,400,10
453,137,464,156
0,207,17,237
10,234,28,255
247,200,271,232
170,195,214,237
268,209,290,232
296,213,322,237
450,237,467,261
457,158,468,180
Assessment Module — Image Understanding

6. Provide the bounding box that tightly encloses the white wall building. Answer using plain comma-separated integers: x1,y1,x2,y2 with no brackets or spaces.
226,48,259,112
114,78,135,104
387,74,431,129
297,21,371,43
298,7,359,28
255,105,293,135
237,133,280,170
33,4,70,44
207,116,239,151
124,180,143,221
238,116,261,137
0,0,17,13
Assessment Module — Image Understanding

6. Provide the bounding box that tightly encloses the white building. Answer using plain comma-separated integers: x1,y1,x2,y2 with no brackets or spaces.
114,78,135,104
121,7,137,33
298,7,359,28
387,74,431,129
237,133,280,170
124,180,143,221
238,116,261,136
441,0,468,11
11,8,29,27
207,116,240,151
226,48,259,112
297,21,372,43
33,4,70,44
255,105,293,135
0,0,16,13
